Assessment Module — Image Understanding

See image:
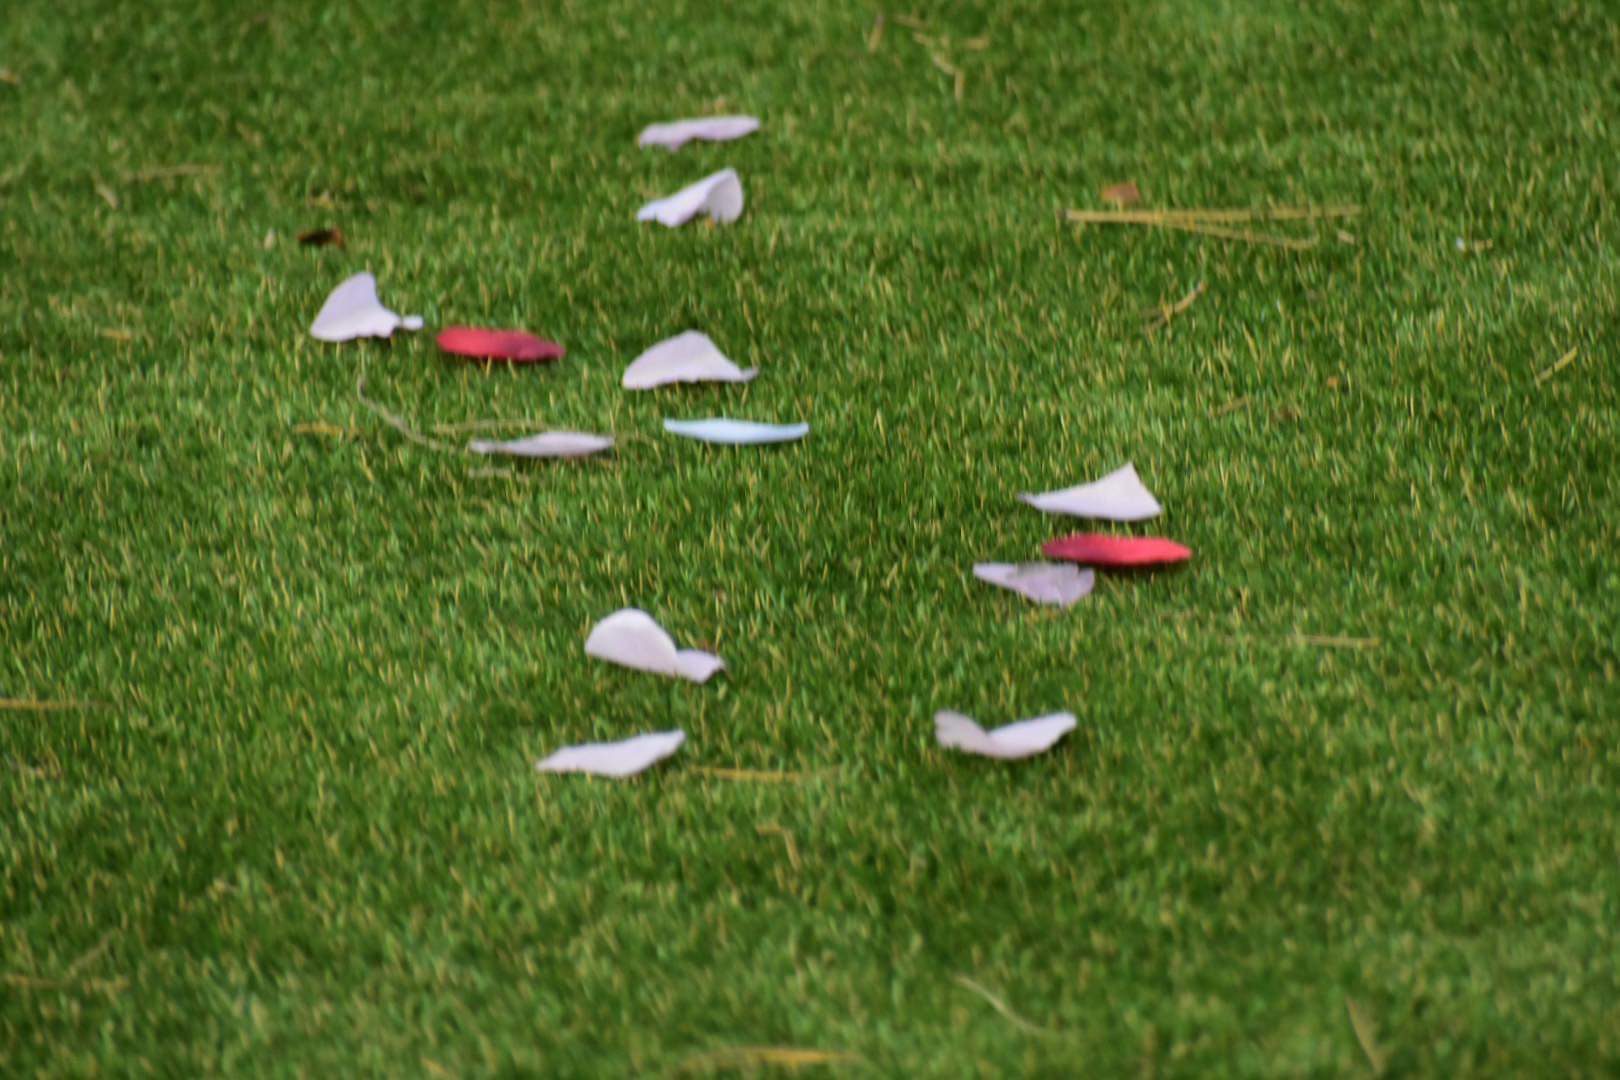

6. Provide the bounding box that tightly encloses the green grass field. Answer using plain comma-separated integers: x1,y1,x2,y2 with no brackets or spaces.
4,0,1619,1073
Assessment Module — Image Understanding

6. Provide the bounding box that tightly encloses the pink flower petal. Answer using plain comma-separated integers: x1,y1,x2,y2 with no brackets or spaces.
436,326,565,363
1041,534,1192,567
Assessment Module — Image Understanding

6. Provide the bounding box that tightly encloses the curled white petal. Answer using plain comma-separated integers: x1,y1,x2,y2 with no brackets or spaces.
468,432,615,459
622,331,758,390
636,168,744,227
585,608,725,683
1018,463,1162,521
663,418,809,445
535,730,685,778
638,116,760,151
934,711,1077,760
972,562,1095,607
309,272,423,342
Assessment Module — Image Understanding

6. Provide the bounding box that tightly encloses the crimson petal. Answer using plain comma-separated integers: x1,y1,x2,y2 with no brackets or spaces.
436,326,565,364
1042,533,1192,567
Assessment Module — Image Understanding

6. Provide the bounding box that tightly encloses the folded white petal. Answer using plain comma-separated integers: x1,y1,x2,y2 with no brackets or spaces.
636,168,744,227
1018,463,1162,521
585,608,725,683
972,562,1095,607
934,711,1077,760
663,418,809,445
309,271,423,342
638,115,760,151
468,431,615,459
535,730,685,778
622,331,759,389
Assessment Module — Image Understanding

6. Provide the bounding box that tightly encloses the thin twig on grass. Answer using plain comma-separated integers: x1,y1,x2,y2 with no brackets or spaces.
1065,205,1361,225
1534,346,1579,385
1065,205,1360,250
1157,218,1319,250
1289,633,1381,649
354,373,457,452
673,1046,862,1073
1210,395,1253,418
430,418,548,435
292,421,355,438
0,698,104,712
120,163,221,183
952,974,1056,1037
1345,997,1389,1075
756,823,803,871
1144,280,1207,332
695,766,822,783
466,467,531,482
866,12,886,52
929,51,965,100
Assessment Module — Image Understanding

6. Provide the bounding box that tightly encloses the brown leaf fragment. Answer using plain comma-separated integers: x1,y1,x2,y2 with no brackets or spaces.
1101,181,1141,207
297,226,346,248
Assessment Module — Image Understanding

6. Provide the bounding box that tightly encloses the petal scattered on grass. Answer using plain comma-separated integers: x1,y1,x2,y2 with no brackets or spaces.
436,326,565,364
636,168,744,227
309,272,423,342
468,432,614,458
935,711,1077,760
535,730,685,778
585,608,725,683
972,562,1095,607
1042,533,1192,567
1018,462,1162,521
663,418,809,445
638,115,760,151
622,331,758,389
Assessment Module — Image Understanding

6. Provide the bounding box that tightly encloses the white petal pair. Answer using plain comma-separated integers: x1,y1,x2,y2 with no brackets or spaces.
585,608,725,683
309,272,424,342
935,711,1077,760
637,168,745,227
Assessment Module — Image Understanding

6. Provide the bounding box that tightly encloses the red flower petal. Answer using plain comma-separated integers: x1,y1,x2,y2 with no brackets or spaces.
436,326,565,363
1041,533,1192,567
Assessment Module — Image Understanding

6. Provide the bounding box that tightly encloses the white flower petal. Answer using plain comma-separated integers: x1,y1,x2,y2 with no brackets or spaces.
535,730,685,778
585,608,725,683
309,271,423,342
636,168,744,227
638,115,760,151
1018,463,1162,521
622,331,758,390
972,562,1095,607
467,432,615,459
663,418,809,445
935,711,1077,760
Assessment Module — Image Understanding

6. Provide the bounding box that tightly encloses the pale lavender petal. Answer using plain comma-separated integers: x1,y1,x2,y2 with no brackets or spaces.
1018,463,1162,521
622,331,758,389
535,730,685,778
662,418,808,445
638,115,760,151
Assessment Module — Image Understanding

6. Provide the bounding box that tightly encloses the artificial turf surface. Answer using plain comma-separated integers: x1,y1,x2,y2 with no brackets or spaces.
3,0,1618,1073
